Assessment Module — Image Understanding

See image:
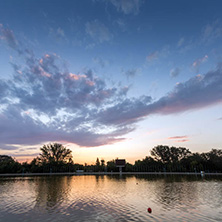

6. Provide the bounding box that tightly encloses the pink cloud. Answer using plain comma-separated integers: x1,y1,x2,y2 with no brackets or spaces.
69,73,86,80
86,80,95,86
176,139,189,143
168,136,188,140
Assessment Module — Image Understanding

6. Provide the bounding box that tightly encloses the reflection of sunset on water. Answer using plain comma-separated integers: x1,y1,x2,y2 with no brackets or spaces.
0,175,222,221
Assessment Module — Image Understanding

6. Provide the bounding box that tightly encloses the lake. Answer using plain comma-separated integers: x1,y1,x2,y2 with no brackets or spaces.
0,175,222,221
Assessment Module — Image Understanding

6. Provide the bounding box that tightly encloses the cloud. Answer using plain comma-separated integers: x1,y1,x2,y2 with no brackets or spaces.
147,68,222,115
109,0,142,15
177,37,184,47
1,25,222,151
192,55,208,72
97,96,152,126
0,24,18,50
146,46,170,64
49,27,67,42
123,68,140,78
92,57,109,68
176,139,189,142
1,60,222,150
0,33,132,149
0,104,130,149
146,51,159,62
12,153,40,157
97,66,222,126
115,19,127,32
168,136,188,140
85,20,112,43
202,20,222,43
170,67,180,78
217,117,222,120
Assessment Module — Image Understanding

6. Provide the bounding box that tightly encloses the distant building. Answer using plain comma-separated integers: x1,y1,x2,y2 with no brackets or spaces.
115,159,126,173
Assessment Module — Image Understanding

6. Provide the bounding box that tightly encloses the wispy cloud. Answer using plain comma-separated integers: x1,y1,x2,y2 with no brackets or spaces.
115,19,127,32
85,20,112,43
49,27,67,42
146,51,159,62
202,20,222,43
146,46,170,63
123,68,140,78
93,56,109,68
170,67,180,78
177,37,185,47
0,24,18,50
168,136,189,143
109,0,142,15
176,139,189,143
168,136,188,140
192,55,208,72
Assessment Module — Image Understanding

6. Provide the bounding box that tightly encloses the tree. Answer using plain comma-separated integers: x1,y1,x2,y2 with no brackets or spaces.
205,149,222,171
150,145,171,164
150,145,191,164
101,159,105,171
0,155,21,173
95,157,101,171
39,143,73,164
107,159,117,172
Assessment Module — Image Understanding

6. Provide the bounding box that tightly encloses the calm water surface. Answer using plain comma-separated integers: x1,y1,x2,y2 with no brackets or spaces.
0,175,222,222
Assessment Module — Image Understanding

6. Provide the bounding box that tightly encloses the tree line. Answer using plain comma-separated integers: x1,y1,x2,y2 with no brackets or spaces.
0,144,222,174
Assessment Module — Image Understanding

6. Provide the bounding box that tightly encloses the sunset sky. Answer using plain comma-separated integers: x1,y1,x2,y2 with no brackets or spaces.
0,0,222,164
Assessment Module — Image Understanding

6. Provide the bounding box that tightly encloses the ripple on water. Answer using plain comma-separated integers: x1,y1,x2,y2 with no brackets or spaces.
0,175,222,222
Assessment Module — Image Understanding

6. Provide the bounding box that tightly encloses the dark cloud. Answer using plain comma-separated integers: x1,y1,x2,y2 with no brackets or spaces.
0,105,130,149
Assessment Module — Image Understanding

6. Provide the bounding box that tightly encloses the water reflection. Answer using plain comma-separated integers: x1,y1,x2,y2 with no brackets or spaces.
0,175,222,222
33,176,71,211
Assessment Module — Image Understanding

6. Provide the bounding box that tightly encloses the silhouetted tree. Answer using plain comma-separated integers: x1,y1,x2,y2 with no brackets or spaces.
205,149,222,171
151,145,191,164
107,159,117,172
95,157,101,171
0,155,21,173
39,143,73,164
101,159,105,171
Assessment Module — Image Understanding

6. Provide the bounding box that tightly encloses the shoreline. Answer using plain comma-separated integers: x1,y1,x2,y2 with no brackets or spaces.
1,171,222,177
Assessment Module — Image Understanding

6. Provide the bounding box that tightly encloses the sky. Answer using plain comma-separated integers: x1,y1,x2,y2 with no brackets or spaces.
0,0,222,164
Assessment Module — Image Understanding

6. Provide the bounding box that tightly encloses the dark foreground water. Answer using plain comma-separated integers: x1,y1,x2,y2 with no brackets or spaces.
0,175,222,222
